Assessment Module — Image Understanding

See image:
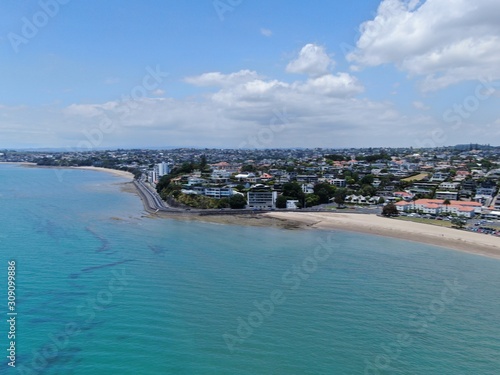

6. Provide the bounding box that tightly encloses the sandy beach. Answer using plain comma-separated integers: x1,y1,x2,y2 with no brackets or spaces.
72,166,134,179
263,212,500,259
15,163,135,180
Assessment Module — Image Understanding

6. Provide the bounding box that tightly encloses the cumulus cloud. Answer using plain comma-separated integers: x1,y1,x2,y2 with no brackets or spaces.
348,0,500,91
2,42,476,149
184,70,261,87
286,44,334,76
295,73,364,97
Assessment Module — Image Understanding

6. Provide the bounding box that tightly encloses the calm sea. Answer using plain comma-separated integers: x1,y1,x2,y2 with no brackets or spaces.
0,164,499,375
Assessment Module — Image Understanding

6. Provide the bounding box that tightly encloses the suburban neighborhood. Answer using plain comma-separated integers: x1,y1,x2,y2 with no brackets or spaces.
3,145,500,229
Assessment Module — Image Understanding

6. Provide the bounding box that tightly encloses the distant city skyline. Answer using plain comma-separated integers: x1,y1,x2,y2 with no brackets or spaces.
1,0,500,149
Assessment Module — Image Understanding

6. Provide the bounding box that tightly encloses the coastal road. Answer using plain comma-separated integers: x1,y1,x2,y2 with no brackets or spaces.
133,179,174,212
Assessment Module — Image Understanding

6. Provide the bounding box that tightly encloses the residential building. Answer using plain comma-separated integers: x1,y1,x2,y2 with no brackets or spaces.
247,186,277,209
397,199,481,218
203,187,234,199
439,182,460,190
156,162,170,177
331,178,346,188
435,191,459,200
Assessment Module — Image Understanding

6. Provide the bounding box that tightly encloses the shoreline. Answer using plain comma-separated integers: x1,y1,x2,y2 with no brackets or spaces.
13,163,135,180
125,181,500,259
71,166,134,179
263,212,500,260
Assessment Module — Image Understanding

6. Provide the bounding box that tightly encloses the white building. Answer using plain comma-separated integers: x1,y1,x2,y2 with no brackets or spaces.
156,162,170,177
331,178,346,188
435,191,458,200
186,177,206,186
302,183,314,194
439,182,460,190
247,188,277,209
203,187,233,199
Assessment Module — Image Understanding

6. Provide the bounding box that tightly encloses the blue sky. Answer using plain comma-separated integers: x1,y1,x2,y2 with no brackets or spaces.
1,0,500,149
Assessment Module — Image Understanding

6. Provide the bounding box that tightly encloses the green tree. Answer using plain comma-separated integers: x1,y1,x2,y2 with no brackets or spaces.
241,164,256,173
359,184,376,197
229,194,247,209
313,182,335,204
451,217,466,229
360,174,375,185
276,195,288,209
334,188,347,207
217,198,230,209
305,194,320,207
382,203,399,217
200,154,207,170
283,182,305,201
156,175,171,194
235,184,246,192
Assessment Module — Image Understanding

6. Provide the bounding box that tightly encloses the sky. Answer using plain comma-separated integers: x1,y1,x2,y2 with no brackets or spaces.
1,0,500,150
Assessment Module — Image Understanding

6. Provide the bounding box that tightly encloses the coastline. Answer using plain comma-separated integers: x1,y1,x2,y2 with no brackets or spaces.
7,162,497,260
124,181,500,259
263,212,500,260
14,163,135,180
72,166,134,179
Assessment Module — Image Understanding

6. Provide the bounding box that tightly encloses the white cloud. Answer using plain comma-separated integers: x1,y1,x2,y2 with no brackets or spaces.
295,73,364,97
413,101,430,110
286,44,334,77
184,70,261,87
348,0,500,91
5,40,493,149
260,28,272,37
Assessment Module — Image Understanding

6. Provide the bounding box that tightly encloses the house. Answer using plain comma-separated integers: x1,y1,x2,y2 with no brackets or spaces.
331,178,346,188
286,200,299,209
186,177,207,186
203,187,234,199
393,191,414,201
430,172,449,182
302,183,314,194
439,182,460,190
435,191,459,200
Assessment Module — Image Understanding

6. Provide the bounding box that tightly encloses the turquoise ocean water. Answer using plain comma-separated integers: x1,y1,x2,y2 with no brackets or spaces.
0,164,500,374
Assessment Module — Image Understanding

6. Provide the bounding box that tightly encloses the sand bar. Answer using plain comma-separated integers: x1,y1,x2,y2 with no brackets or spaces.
264,212,500,259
